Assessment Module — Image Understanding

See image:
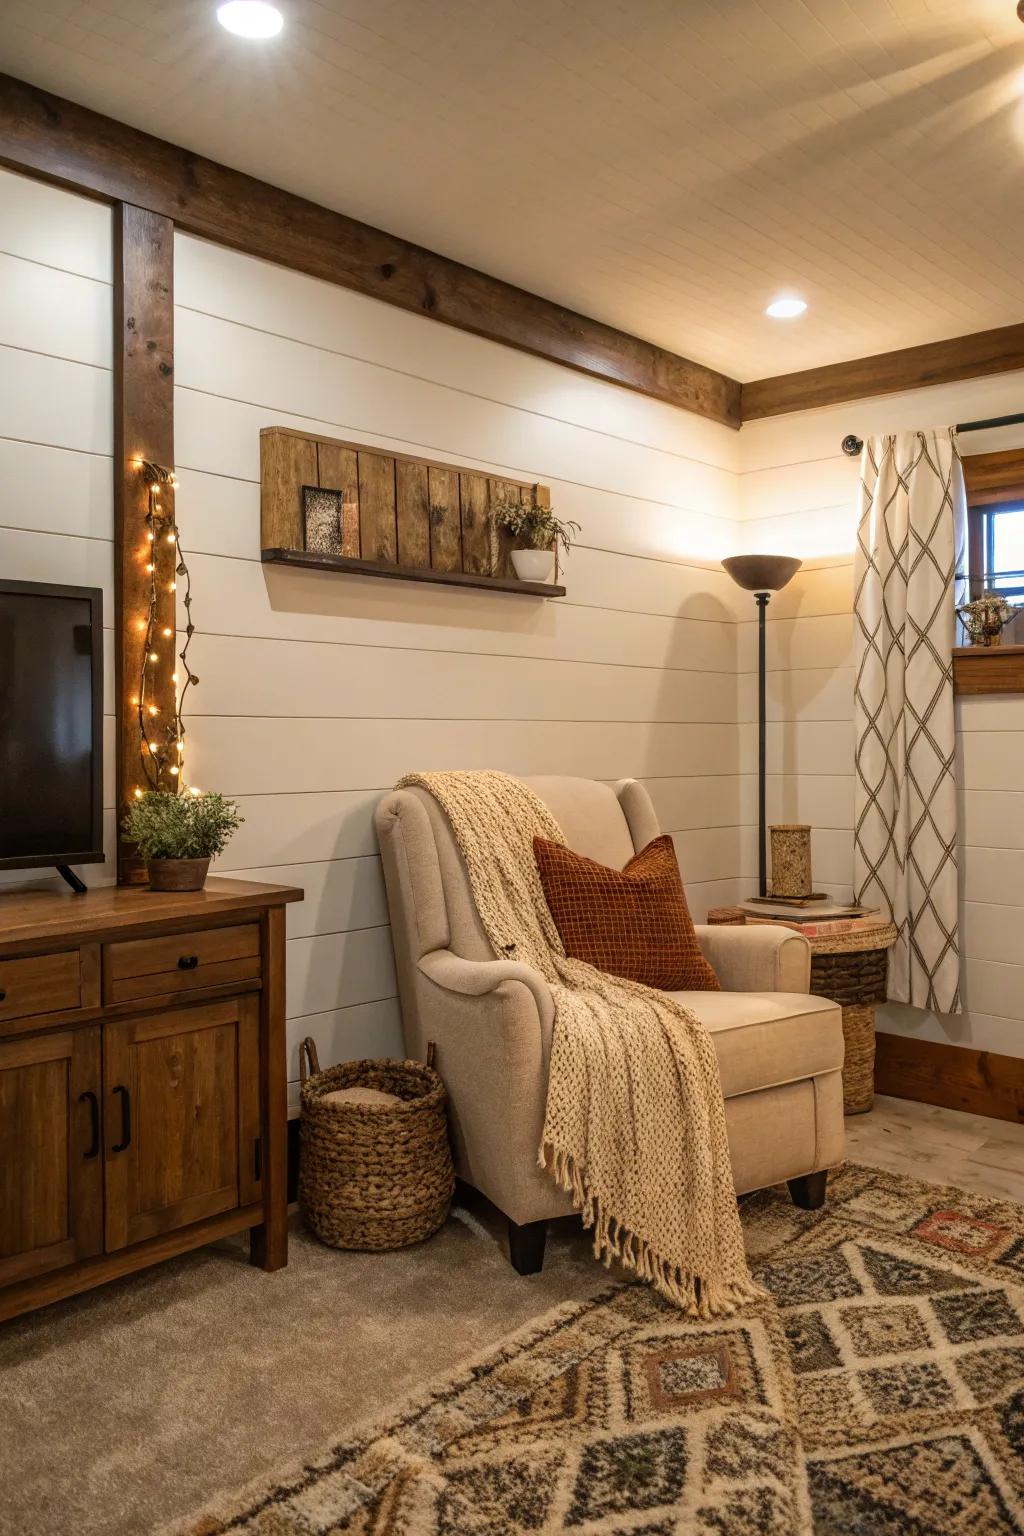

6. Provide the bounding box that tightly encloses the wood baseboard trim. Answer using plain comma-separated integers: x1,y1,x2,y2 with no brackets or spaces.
875,1031,1024,1125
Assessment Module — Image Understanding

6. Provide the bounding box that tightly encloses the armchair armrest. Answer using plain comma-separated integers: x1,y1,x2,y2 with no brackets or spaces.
693,924,810,994
418,949,555,1031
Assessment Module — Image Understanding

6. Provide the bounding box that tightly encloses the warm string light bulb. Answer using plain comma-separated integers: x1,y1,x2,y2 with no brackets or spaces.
136,458,193,796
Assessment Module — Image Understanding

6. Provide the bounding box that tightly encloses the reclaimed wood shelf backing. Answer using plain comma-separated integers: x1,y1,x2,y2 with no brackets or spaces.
260,427,565,598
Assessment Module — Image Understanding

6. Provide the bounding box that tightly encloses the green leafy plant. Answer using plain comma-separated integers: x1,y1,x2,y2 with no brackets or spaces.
121,790,244,862
491,496,580,559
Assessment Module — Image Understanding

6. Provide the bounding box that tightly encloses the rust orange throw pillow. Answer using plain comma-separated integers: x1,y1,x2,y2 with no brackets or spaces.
533,834,719,991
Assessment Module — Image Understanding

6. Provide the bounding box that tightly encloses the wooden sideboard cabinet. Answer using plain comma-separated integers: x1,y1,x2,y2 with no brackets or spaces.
0,877,302,1322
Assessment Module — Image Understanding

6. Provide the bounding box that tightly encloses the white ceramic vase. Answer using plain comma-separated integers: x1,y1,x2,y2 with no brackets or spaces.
510,548,556,582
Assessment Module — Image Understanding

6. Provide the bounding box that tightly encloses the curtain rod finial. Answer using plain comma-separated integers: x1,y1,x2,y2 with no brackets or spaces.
842,435,863,457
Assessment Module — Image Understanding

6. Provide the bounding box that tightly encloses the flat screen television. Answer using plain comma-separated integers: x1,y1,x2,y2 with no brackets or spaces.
0,579,105,890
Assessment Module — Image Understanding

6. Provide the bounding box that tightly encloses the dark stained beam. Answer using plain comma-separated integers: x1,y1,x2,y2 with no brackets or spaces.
0,73,740,428
742,323,1024,420
113,203,175,883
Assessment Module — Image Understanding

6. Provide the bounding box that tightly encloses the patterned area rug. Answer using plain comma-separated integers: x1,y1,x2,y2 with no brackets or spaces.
177,1165,1024,1534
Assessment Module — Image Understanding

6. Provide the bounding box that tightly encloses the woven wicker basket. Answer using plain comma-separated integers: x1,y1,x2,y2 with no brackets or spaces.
298,1040,454,1251
810,939,893,1115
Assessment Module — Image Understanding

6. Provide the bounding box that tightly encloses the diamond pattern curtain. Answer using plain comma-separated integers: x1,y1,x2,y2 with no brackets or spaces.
853,429,964,1013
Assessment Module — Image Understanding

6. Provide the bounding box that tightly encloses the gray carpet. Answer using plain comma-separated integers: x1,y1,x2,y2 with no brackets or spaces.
0,1199,604,1536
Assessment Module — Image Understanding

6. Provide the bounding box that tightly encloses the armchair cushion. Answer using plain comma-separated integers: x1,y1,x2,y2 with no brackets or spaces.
534,833,719,991
670,989,843,1098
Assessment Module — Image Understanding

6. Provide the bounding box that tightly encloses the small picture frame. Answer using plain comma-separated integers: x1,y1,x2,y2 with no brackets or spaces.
302,485,345,555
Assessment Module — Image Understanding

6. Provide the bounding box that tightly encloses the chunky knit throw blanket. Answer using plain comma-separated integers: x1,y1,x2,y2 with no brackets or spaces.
398,770,761,1317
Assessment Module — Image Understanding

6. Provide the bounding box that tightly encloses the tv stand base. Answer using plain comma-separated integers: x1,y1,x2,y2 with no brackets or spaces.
56,864,87,894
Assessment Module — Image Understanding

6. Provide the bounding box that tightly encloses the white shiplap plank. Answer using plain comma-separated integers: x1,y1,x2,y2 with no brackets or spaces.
285,997,404,1084
0,168,112,283
185,631,738,725
0,527,114,605
0,439,113,541
0,347,111,456
286,926,397,1021
0,253,112,369
190,718,741,799
229,857,388,940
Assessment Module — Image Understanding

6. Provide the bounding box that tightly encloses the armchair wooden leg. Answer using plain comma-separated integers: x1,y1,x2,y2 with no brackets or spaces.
508,1218,547,1275
788,1170,828,1211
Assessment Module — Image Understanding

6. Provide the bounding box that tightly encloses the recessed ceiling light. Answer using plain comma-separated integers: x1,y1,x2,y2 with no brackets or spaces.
217,1,283,38
765,296,807,319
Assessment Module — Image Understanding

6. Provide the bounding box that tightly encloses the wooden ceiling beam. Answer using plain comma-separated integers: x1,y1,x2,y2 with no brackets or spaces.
741,323,1024,421
0,73,741,429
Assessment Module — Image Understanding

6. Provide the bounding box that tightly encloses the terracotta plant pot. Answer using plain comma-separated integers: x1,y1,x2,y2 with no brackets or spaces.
146,856,211,892
510,548,555,582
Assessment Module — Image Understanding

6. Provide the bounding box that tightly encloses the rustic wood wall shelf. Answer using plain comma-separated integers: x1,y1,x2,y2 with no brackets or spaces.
261,547,563,597
952,645,1024,695
260,427,565,599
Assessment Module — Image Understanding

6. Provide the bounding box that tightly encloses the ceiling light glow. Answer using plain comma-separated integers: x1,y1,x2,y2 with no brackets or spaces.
217,1,283,38
766,296,807,319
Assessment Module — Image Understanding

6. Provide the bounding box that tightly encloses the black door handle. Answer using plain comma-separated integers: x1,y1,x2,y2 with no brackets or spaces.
177,954,199,970
112,1085,132,1152
78,1090,100,1159
0,988,6,1002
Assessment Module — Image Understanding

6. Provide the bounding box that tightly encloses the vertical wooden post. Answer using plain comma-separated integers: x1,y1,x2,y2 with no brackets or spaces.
113,204,175,884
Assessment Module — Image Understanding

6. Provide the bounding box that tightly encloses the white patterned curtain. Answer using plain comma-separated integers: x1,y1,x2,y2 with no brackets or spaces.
853,429,965,1013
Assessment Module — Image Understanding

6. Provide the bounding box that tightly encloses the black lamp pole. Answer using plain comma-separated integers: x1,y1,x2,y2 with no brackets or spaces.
721,554,803,899
756,590,769,897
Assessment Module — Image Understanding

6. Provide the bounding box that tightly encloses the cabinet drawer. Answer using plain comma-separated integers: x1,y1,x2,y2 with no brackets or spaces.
0,951,81,1024
103,924,261,1003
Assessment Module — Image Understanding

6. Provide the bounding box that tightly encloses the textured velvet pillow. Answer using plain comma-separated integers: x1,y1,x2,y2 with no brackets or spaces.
533,833,719,991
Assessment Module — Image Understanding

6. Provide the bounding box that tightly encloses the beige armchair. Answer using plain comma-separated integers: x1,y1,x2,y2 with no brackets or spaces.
376,776,844,1274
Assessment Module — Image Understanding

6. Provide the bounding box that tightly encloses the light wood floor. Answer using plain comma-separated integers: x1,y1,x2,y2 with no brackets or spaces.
846,1093,1024,1202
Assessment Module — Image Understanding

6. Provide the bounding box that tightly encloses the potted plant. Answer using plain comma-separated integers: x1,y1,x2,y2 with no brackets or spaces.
491,495,580,582
122,790,244,891
957,590,1019,647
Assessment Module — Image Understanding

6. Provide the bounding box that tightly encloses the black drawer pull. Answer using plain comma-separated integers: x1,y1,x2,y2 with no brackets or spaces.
78,1090,100,1159
112,1085,132,1152
0,988,6,1003
177,954,200,970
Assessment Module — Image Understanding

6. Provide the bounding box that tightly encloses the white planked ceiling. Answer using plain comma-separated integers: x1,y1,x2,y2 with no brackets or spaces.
3,0,1024,381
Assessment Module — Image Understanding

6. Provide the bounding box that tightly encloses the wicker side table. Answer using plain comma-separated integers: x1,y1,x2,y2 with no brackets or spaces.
807,921,898,1116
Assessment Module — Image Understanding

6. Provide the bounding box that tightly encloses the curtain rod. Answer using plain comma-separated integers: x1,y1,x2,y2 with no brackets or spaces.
841,411,1024,457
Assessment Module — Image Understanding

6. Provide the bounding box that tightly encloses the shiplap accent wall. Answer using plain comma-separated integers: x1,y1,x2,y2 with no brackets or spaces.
736,375,1024,1060
172,235,752,1099
0,170,116,887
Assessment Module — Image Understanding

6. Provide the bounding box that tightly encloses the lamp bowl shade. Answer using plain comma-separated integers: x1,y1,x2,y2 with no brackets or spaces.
722,554,802,593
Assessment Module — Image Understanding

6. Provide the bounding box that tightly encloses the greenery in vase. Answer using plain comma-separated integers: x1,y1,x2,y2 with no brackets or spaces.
121,790,244,862
491,496,580,559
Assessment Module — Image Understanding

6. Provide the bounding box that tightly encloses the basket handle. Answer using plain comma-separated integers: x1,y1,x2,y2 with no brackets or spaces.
299,1037,321,1084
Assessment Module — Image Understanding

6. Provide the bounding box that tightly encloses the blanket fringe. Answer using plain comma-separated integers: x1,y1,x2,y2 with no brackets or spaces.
541,1140,766,1319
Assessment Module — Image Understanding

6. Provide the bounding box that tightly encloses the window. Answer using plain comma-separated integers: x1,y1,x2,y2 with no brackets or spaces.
982,504,1024,600
962,449,1024,603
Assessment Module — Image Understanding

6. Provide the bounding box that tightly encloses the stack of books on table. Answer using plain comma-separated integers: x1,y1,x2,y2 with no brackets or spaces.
737,898,880,938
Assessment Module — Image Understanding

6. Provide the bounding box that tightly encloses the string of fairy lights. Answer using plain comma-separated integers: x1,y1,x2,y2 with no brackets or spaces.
132,458,199,799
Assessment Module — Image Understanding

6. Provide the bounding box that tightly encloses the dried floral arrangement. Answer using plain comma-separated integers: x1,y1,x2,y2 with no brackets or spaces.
957,590,1019,647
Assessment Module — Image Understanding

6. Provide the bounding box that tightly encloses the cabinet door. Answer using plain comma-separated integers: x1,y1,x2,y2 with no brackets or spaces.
0,1026,103,1286
104,997,261,1252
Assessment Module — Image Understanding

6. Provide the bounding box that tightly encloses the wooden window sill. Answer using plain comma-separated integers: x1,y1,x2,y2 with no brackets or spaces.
953,645,1024,695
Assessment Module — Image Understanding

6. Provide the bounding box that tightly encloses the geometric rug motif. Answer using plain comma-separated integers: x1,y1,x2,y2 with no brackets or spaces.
172,1165,1024,1535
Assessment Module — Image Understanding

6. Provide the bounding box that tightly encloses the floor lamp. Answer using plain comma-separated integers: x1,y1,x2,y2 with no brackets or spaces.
722,554,802,897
